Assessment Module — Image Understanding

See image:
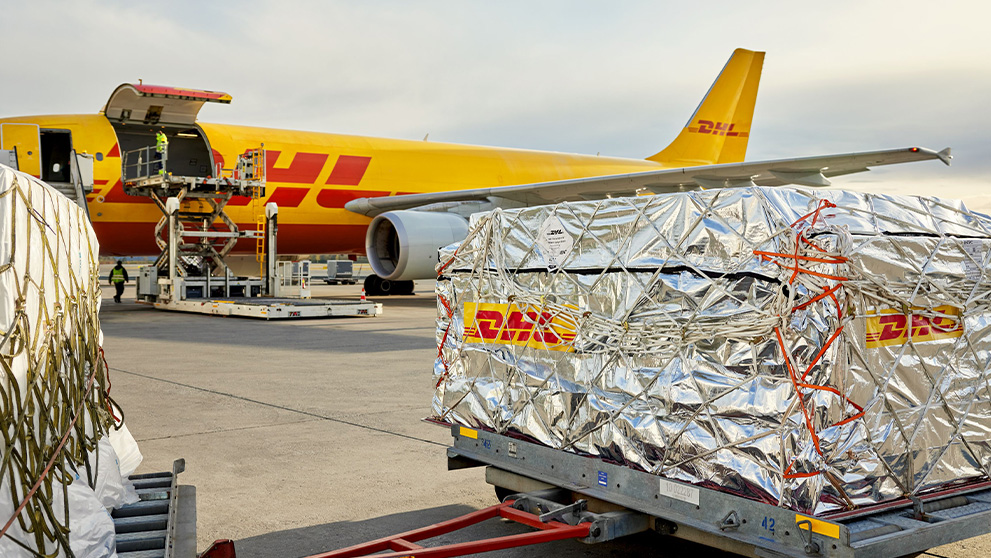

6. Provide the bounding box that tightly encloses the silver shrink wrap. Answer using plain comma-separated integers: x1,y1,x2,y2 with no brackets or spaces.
432,187,991,515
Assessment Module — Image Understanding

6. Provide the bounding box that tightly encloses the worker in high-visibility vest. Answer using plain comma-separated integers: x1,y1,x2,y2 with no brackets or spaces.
155,131,168,153
110,260,129,303
155,131,169,175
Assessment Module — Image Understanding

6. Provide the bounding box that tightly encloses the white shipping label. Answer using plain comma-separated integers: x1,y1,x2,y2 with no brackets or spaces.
963,239,984,282
659,478,700,506
536,214,574,269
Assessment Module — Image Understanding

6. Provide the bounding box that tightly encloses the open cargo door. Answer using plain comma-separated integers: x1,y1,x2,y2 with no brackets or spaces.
1,123,41,177
102,83,232,126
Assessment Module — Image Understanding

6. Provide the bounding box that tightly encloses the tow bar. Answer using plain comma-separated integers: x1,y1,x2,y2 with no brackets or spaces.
305,488,648,558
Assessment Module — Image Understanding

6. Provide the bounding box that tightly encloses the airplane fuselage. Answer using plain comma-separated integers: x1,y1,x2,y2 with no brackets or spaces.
0,113,663,256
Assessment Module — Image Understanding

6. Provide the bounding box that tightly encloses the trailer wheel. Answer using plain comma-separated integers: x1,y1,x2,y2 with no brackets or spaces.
494,486,516,502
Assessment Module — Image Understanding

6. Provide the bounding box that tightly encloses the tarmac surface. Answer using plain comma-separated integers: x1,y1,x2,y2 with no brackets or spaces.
98,277,990,558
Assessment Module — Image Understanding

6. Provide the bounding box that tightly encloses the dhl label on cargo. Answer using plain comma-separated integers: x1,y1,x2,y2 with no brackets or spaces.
463,302,577,352
865,305,963,348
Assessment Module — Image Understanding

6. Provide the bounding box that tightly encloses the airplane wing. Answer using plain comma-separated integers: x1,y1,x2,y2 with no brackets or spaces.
344,146,952,217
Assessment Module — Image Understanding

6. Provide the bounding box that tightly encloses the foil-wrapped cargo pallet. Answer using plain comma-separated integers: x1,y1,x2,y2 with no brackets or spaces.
0,164,143,557
434,187,991,517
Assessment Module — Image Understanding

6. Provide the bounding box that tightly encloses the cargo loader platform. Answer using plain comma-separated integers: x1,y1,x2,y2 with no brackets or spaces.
125,144,383,320
151,297,383,320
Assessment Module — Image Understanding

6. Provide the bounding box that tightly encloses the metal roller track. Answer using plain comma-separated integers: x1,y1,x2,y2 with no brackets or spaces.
114,459,196,558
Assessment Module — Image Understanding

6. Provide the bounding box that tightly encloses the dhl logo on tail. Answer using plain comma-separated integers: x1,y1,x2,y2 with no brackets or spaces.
865,305,964,348
463,302,578,352
688,120,749,137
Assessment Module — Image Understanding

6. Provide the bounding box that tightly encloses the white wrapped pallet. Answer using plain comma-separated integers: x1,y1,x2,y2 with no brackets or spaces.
434,187,991,516
0,164,139,557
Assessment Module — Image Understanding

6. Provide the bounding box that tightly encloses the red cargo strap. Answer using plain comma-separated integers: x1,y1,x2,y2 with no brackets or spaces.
757,199,866,484
305,500,590,558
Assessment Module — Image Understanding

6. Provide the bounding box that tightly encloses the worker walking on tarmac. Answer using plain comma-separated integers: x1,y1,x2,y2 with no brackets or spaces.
110,260,129,303
155,130,168,175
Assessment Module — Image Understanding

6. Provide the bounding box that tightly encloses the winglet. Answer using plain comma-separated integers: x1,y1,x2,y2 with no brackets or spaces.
647,49,765,167
936,147,952,166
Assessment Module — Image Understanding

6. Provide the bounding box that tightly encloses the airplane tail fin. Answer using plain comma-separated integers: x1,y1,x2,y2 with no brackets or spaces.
647,48,764,167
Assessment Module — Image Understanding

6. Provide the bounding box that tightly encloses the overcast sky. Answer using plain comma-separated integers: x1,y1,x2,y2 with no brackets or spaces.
2,1,989,208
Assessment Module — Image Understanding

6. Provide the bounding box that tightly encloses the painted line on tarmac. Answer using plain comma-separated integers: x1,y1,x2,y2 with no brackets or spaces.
111,367,448,448
138,418,322,442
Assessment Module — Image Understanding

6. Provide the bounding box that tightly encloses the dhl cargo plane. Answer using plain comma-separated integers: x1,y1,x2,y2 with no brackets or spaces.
0,49,951,295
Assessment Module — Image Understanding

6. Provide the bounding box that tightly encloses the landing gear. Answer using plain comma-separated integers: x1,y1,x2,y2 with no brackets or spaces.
396,280,415,295
363,275,415,296
364,274,389,296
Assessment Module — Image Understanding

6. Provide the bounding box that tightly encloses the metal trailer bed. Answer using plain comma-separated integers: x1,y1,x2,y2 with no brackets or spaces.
149,297,383,320
446,425,991,558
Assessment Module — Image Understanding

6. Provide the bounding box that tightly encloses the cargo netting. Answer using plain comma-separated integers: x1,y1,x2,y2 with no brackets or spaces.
0,164,136,557
433,187,991,515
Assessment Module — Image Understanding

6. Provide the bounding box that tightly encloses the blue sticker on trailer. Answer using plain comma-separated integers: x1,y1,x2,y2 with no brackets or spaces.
597,471,608,486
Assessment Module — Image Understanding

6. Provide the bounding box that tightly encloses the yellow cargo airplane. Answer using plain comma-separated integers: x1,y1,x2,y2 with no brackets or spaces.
0,49,950,295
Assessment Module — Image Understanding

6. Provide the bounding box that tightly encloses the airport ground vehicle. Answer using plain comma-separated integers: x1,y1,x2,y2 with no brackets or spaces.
325,260,357,285
303,424,991,558
447,426,991,558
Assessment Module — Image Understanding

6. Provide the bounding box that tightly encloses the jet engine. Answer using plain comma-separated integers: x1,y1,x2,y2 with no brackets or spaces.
365,211,469,281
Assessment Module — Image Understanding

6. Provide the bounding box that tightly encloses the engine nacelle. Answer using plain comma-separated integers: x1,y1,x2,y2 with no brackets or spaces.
365,211,469,281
